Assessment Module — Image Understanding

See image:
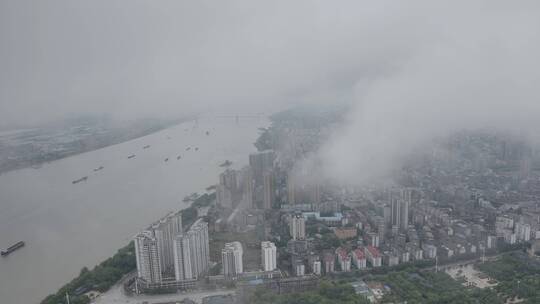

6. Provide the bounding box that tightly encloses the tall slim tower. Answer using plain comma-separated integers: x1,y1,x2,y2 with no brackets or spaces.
151,212,182,273
222,241,244,277
261,241,277,271
290,215,306,240
287,173,296,205
173,234,193,280
173,219,209,281
241,166,254,208
400,199,409,231
134,231,162,283
218,169,239,208
391,198,401,229
216,184,233,209
391,198,409,231
249,150,275,185
263,170,275,209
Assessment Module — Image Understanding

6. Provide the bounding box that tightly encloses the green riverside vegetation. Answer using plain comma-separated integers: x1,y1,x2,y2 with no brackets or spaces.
377,270,501,304
40,191,215,304
41,242,136,304
477,252,540,303
250,281,371,304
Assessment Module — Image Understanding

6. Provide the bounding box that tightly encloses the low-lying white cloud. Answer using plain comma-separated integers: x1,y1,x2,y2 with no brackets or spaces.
1,1,540,184
318,1,540,184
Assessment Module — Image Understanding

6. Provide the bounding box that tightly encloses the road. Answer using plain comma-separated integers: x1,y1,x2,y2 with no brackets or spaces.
95,283,235,304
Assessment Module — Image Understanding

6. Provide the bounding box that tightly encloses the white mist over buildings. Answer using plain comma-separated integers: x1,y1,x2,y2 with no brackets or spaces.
2,1,540,183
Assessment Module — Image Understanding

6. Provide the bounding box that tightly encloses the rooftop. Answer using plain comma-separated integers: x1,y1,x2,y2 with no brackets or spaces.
366,246,381,257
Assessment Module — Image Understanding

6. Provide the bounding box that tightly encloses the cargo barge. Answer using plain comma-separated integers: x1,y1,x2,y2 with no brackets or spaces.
1,241,25,256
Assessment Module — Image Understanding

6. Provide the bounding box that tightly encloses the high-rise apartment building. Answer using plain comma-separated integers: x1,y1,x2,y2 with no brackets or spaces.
391,199,409,231
134,231,162,283
515,222,531,242
219,169,238,192
189,219,210,276
135,213,209,285
222,241,243,277
261,241,277,271
173,234,193,280
216,184,233,209
249,150,275,185
217,169,239,209
289,215,306,240
263,170,275,209
240,166,254,208
151,212,182,273
172,219,210,281
287,173,296,205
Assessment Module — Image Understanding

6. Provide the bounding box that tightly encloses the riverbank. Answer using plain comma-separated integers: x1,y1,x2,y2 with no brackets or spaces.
40,192,216,304
0,115,267,304
0,116,190,175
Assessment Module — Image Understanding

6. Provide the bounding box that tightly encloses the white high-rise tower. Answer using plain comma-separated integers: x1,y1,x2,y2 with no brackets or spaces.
134,231,162,283
261,241,277,271
290,215,306,240
222,241,243,277
173,218,210,281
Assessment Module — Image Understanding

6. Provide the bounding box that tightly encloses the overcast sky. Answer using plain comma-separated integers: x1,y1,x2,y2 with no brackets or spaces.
2,1,540,182
0,0,396,125
0,0,502,125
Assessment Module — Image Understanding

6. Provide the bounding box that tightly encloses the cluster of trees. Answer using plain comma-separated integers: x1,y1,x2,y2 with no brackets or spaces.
379,270,501,304
254,127,273,151
40,187,215,304
41,242,136,304
250,281,371,304
477,252,540,303
182,192,216,228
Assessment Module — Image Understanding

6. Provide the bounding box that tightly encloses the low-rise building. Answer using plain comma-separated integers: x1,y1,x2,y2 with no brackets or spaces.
334,227,358,240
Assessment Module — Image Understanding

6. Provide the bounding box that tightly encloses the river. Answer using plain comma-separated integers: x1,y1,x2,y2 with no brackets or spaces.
0,115,268,304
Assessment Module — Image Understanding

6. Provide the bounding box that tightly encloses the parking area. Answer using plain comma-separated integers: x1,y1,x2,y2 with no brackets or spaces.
445,264,497,289
94,283,235,304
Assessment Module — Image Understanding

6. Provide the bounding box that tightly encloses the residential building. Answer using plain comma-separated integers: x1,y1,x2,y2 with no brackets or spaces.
323,251,335,274
263,170,275,209
336,247,351,272
173,219,210,281
516,222,531,242
216,184,233,209
290,215,306,240
261,241,277,271
173,234,193,280
222,241,243,277
364,246,382,267
487,235,497,249
151,212,183,273
422,244,437,259
312,261,322,275
249,150,275,185
351,249,367,269
392,198,409,231
334,227,357,240
134,231,162,283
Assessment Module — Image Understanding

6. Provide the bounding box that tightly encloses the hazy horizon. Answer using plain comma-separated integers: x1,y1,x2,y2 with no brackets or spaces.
2,1,540,181
3,2,540,303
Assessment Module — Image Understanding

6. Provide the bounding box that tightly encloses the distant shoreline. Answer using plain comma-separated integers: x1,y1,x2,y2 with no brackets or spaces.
0,117,192,175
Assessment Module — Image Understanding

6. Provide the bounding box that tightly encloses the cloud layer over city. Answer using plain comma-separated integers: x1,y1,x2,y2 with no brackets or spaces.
2,1,540,182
